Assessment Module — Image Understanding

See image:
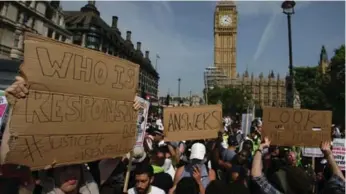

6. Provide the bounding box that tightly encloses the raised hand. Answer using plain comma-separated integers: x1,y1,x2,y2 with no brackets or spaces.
5,76,28,99
133,96,142,111
260,137,271,149
192,166,202,183
320,141,332,155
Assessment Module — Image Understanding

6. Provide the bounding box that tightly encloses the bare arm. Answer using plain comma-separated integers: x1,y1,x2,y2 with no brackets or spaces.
251,137,270,177
251,147,263,177
321,141,345,180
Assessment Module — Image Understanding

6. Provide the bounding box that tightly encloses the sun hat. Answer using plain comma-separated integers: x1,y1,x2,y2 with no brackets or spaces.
189,143,206,160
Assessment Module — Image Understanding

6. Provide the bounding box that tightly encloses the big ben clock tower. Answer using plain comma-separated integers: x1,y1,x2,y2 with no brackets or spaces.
214,1,237,79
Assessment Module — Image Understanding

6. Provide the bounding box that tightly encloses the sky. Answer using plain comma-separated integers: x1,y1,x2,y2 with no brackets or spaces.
61,1,345,97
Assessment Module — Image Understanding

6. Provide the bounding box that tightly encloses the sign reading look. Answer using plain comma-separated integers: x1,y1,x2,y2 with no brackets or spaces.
262,107,332,147
163,105,222,141
0,33,139,170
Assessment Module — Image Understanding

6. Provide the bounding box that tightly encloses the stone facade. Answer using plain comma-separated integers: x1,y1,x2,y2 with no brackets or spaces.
214,1,237,79
64,1,159,99
0,1,72,60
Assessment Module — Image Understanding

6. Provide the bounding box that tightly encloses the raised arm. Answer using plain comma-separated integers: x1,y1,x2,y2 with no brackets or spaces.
321,141,345,180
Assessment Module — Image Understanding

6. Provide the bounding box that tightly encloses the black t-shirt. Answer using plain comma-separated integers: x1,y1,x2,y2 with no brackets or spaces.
152,172,173,194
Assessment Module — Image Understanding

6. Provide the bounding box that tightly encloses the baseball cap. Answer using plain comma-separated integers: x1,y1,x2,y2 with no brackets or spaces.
189,143,206,160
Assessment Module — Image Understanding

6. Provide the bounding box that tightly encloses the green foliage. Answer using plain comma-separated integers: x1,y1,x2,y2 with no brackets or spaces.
206,86,252,115
294,45,345,125
325,45,345,125
294,66,330,110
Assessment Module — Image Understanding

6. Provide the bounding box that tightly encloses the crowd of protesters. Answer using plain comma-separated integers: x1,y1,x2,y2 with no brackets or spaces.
0,76,345,194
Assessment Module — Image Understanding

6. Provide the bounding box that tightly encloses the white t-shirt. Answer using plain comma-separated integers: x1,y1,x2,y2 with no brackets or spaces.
128,186,165,194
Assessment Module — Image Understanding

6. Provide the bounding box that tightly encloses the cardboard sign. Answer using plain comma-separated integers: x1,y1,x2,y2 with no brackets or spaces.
134,97,150,147
332,138,345,170
163,105,222,141
262,107,332,147
0,33,139,170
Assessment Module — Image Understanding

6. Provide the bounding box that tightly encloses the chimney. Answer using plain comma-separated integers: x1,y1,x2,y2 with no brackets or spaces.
88,0,95,6
145,50,149,58
126,31,131,41
112,16,118,28
136,42,141,51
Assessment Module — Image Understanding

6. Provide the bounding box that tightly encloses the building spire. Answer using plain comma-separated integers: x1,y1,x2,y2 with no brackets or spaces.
244,64,249,77
320,45,328,63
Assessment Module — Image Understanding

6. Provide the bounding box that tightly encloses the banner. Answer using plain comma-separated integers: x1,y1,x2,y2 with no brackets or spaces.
0,94,8,129
332,138,345,171
134,97,150,147
241,113,253,135
302,147,324,158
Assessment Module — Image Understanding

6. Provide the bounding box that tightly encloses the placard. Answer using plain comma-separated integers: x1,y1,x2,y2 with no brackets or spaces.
332,138,345,171
0,33,139,170
134,97,150,147
163,105,222,141
262,107,332,147
241,113,253,135
302,147,324,158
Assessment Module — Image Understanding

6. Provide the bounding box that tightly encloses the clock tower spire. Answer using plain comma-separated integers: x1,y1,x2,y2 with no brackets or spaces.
214,1,237,79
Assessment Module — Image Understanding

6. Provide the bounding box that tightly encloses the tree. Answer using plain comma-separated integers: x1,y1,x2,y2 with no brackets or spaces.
293,66,330,110
294,45,345,126
206,86,252,115
324,45,345,125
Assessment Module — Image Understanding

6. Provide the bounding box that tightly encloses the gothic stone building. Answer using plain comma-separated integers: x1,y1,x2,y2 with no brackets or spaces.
210,1,287,107
64,1,159,99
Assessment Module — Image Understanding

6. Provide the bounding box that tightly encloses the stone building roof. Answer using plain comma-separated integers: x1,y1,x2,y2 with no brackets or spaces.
64,1,159,78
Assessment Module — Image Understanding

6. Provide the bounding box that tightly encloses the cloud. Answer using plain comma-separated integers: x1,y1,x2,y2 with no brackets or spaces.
61,1,211,96
235,1,311,16
252,12,279,63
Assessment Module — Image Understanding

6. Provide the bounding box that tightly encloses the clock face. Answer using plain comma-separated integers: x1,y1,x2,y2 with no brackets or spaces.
219,15,232,26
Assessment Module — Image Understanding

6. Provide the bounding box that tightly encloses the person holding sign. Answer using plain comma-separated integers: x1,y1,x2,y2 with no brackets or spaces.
1,75,143,194
251,137,345,194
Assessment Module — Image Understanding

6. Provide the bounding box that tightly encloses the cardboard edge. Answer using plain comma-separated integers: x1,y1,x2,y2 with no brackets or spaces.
24,32,140,70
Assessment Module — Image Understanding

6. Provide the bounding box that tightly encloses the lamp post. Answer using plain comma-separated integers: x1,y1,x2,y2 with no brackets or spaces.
178,78,181,104
281,0,296,107
155,54,160,70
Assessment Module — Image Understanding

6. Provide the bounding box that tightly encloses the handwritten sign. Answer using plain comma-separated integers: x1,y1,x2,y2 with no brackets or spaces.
302,147,324,158
163,105,222,141
332,138,345,171
134,97,150,147
262,107,332,147
0,33,139,170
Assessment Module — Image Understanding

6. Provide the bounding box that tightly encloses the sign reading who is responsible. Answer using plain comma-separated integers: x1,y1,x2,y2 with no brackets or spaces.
1,33,140,170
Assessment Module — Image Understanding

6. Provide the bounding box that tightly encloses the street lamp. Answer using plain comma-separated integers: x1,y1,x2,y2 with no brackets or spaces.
178,78,181,105
281,0,296,108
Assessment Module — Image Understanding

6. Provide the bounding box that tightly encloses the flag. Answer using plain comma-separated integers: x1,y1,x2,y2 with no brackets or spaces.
156,54,160,59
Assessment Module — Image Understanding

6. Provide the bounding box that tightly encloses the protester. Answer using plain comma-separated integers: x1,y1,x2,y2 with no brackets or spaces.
150,147,173,193
128,165,165,194
1,76,345,194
